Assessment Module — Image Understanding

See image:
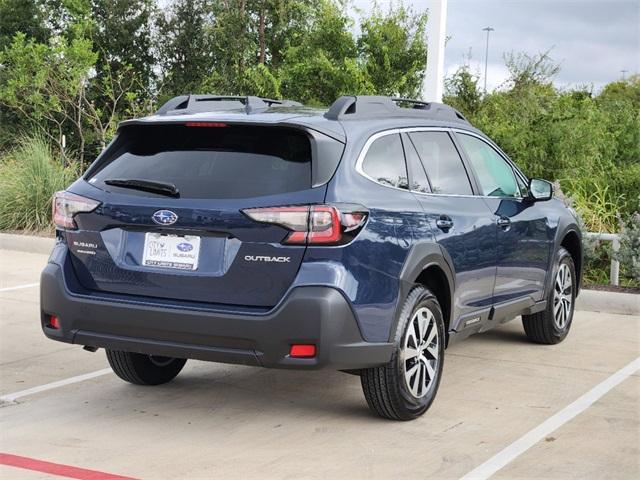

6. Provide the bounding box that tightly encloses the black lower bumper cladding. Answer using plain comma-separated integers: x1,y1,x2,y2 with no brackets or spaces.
40,249,393,370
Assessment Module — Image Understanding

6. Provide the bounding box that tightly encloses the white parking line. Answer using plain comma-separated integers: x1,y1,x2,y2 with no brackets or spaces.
0,368,112,403
0,282,39,292
460,356,640,480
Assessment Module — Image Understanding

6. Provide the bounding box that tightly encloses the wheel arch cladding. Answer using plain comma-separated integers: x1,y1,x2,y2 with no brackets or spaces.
398,242,455,344
560,229,582,294
414,266,451,336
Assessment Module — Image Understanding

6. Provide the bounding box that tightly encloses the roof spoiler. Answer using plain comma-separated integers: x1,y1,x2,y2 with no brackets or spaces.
155,95,303,116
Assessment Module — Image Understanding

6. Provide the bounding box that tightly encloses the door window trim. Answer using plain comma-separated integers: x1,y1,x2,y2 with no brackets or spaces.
355,129,408,193
356,127,480,198
355,127,529,199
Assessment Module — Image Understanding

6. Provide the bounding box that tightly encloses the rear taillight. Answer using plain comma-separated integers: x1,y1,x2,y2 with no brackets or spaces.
242,205,367,246
52,191,100,230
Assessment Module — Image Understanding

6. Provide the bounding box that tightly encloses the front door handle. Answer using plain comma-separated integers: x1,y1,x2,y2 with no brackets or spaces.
436,215,454,232
497,216,511,230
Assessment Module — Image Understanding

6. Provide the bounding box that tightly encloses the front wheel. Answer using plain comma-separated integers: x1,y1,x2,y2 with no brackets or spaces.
360,287,445,421
522,246,576,344
106,350,187,385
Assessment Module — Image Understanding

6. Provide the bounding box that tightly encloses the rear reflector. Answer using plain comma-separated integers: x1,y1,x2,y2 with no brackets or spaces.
242,204,367,246
289,344,316,358
48,315,60,329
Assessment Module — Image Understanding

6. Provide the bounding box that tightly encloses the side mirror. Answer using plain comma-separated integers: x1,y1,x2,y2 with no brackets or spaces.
528,179,553,202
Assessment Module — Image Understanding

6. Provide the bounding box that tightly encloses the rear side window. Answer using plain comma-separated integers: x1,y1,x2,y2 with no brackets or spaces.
361,134,408,189
88,125,311,199
408,132,473,195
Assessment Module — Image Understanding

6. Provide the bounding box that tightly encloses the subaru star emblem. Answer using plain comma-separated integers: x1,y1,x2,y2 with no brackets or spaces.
152,210,178,225
177,242,193,252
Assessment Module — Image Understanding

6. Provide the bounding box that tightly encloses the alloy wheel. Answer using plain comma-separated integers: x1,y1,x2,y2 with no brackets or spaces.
402,307,439,398
553,263,573,329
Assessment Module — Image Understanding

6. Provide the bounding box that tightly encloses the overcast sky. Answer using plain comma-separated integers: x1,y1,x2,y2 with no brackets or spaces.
355,0,640,91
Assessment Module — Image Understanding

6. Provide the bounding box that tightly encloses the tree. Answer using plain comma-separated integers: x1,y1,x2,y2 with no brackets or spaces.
91,0,156,97
0,0,48,50
0,0,50,149
0,32,97,162
156,0,215,99
444,66,482,116
279,0,370,104
598,74,640,108
357,5,427,98
204,0,318,96
504,50,560,90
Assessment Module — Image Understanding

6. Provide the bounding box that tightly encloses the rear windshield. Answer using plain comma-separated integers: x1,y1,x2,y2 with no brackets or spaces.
88,124,312,199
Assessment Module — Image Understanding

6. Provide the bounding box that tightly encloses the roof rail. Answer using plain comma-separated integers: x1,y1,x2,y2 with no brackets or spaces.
324,95,469,123
155,95,302,116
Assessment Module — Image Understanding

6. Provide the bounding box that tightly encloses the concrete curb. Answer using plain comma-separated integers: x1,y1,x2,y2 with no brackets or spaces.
1,232,637,316
576,289,639,316
0,232,55,255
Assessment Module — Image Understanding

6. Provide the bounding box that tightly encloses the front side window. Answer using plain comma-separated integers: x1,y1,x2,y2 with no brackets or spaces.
458,134,519,198
407,131,473,195
361,134,408,189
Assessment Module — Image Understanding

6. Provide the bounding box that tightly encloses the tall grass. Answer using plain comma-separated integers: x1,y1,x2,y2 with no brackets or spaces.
563,181,620,233
0,136,78,232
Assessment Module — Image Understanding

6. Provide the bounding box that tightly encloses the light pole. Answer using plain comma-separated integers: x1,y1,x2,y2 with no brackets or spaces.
482,26,494,93
423,0,449,102
621,69,628,81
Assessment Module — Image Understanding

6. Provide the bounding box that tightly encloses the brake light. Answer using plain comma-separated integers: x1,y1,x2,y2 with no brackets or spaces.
185,122,228,128
242,205,367,245
52,191,100,230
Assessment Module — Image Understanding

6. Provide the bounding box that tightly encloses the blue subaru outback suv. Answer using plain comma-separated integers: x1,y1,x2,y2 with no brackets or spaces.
41,95,582,420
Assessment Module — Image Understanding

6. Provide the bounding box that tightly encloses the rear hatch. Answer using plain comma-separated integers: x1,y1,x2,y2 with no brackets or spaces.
64,122,343,308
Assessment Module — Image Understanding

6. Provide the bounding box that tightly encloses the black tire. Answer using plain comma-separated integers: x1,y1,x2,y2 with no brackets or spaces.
522,246,576,344
106,350,187,385
360,287,445,421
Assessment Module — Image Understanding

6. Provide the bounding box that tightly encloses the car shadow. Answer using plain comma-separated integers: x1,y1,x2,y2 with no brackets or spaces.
75,364,381,423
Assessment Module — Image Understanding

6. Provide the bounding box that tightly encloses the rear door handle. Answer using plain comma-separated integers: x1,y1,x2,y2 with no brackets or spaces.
497,216,511,230
436,215,454,232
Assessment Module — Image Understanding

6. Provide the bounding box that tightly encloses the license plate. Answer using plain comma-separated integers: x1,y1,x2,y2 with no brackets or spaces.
142,233,200,271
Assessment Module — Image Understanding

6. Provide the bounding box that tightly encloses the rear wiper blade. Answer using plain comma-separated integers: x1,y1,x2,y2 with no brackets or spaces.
104,179,180,197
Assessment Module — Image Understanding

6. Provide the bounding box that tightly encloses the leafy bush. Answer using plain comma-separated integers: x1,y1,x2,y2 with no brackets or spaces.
617,214,640,283
0,136,78,232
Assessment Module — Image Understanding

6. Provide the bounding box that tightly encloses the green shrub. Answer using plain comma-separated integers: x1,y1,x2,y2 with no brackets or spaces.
0,136,78,232
617,213,640,283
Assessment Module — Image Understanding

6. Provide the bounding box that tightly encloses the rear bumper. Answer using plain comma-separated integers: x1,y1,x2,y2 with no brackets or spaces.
40,254,393,370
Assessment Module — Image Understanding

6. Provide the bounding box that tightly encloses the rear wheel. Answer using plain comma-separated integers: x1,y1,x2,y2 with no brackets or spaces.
360,287,445,420
522,246,576,344
106,350,187,385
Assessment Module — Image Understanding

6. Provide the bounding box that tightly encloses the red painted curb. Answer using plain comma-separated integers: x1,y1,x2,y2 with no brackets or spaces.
0,453,138,480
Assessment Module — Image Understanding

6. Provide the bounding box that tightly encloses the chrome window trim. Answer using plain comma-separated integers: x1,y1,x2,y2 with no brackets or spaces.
354,128,408,193
354,126,528,200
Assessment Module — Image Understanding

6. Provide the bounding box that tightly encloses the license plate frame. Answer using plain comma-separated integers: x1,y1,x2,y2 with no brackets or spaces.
142,233,201,271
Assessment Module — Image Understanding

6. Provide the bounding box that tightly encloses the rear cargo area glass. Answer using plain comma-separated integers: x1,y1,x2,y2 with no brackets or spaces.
89,124,312,199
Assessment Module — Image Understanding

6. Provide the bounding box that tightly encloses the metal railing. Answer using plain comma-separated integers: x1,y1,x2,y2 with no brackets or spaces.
585,232,621,286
